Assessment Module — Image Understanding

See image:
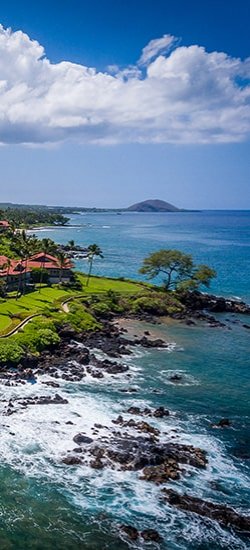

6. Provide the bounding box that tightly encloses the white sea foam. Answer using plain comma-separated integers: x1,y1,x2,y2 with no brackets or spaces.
0,354,249,549
158,369,200,386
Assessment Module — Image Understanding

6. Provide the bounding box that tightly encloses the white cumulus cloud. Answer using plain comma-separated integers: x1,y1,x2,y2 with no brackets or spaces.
0,25,249,146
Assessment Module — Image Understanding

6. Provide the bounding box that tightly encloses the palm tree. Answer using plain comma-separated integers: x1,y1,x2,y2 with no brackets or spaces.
68,239,75,249
39,238,52,291
86,244,103,286
8,220,16,235
56,251,69,284
15,252,25,300
5,258,12,290
39,239,50,292
20,231,32,294
0,261,8,295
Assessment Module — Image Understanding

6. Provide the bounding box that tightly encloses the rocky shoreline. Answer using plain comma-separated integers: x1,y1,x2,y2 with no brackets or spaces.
0,292,249,544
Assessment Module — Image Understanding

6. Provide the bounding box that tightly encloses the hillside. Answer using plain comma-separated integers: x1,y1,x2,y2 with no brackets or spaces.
126,199,180,212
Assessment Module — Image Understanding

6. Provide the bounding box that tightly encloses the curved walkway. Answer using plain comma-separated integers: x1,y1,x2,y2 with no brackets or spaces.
0,294,86,338
61,294,85,313
0,313,43,338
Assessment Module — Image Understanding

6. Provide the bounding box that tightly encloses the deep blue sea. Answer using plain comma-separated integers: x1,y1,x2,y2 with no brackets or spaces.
35,210,250,301
0,211,249,549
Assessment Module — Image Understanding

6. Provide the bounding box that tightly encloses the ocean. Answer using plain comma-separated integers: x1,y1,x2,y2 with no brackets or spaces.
33,210,250,301
0,210,249,549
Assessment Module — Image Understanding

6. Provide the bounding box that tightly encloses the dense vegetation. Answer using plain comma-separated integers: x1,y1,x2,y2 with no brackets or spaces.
0,206,69,228
0,226,218,364
0,230,60,259
0,281,184,362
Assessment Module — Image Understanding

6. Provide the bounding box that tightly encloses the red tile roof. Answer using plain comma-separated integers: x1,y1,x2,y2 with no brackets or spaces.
28,252,73,269
0,252,73,278
0,220,10,227
0,256,31,277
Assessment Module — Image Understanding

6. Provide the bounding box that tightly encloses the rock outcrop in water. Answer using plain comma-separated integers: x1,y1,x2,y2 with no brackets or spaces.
180,291,250,315
63,427,207,483
0,312,249,547
162,489,250,533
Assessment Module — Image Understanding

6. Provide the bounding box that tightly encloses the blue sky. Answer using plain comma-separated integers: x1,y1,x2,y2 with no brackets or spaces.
0,0,249,208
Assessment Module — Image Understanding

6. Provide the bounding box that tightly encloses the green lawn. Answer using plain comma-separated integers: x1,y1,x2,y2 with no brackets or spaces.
1,287,73,314
77,273,143,294
0,287,74,335
0,314,13,331
0,275,143,336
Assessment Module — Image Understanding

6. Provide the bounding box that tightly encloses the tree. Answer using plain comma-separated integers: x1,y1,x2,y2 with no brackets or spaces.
86,244,103,286
68,239,75,249
8,221,16,235
39,238,56,291
178,264,217,291
5,258,12,289
0,279,6,298
15,252,25,300
19,230,33,294
56,251,69,283
0,258,11,293
139,249,216,291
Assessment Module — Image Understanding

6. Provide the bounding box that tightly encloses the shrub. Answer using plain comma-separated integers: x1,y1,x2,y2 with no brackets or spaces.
91,302,112,319
0,341,24,364
129,291,184,316
33,328,60,351
67,303,100,331
131,296,168,315
90,292,125,318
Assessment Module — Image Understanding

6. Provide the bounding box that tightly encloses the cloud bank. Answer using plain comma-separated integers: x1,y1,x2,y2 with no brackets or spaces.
0,25,249,146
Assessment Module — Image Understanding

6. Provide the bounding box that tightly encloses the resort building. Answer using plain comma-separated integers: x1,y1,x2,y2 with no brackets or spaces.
26,252,73,284
0,220,10,232
0,252,73,291
0,255,31,291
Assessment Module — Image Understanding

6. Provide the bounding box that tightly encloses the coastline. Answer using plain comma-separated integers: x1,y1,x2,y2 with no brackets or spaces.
0,312,249,546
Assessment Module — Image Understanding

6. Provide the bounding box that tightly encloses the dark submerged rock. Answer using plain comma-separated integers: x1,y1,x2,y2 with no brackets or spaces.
154,406,170,417
73,433,93,445
134,336,167,348
141,460,181,483
120,525,139,541
86,434,207,477
112,417,160,436
17,394,68,406
90,458,104,469
76,349,90,364
211,418,231,428
62,455,82,465
169,374,183,382
163,489,250,533
180,290,250,315
141,529,162,542
126,406,169,418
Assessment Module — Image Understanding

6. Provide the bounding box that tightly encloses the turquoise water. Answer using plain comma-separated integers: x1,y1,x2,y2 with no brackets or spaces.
0,211,249,549
34,210,250,301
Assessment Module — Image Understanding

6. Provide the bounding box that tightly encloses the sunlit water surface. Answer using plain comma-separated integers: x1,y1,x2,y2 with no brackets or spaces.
1,211,249,549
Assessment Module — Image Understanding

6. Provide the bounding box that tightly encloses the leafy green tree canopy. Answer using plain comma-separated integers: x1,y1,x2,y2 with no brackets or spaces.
139,249,216,291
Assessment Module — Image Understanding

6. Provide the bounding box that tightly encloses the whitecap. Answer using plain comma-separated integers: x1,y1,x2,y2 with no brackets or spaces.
158,369,200,386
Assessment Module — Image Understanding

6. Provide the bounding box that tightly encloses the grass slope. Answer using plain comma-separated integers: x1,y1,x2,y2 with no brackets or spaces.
0,275,143,335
